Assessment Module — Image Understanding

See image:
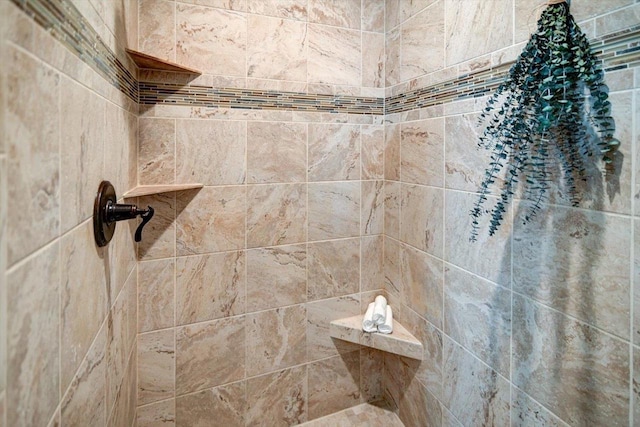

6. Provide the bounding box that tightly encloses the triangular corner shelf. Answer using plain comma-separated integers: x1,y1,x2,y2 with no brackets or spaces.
123,184,204,198
125,48,202,74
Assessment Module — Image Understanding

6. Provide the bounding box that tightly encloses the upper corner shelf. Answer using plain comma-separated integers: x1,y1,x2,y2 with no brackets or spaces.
125,48,202,74
123,184,204,198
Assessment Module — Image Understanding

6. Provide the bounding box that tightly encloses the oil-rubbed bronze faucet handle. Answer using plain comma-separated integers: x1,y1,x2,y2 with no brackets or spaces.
135,207,154,242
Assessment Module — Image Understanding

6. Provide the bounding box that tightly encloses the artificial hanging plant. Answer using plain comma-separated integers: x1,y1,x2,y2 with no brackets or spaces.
470,0,620,241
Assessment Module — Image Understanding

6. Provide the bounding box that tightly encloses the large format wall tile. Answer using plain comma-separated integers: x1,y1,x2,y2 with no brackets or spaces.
401,3,444,81
308,238,360,300
308,24,361,86
635,219,640,345
384,123,401,181
138,259,175,332
384,237,402,297
308,182,360,240
139,118,175,186
511,387,568,427
309,123,361,182
362,32,384,88
139,193,177,260
362,0,385,32
138,329,175,406
137,399,175,427
176,382,246,427
104,103,137,203
246,0,307,20
246,366,307,426
384,181,401,240
400,184,444,257
361,125,384,179
385,26,401,86
512,295,630,426
362,180,384,235
362,235,384,292
309,0,361,29
401,118,444,187
139,0,175,61
307,295,360,359
400,244,443,329
247,122,306,184
308,352,361,419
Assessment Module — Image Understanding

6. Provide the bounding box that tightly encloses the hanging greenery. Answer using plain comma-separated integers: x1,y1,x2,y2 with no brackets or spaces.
470,0,620,241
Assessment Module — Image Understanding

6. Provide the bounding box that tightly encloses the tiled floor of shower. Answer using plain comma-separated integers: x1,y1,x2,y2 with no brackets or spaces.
298,401,404,427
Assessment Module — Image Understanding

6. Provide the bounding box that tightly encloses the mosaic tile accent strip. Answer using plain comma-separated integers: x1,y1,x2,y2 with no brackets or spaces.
10,0,138,102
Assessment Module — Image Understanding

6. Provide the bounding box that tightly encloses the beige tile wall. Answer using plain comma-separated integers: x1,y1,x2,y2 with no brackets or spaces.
383,1,640,426
0,1,139,426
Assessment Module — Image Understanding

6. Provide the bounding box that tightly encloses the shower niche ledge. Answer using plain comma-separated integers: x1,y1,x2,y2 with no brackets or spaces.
330,315,423,360
125,48,202,74
123,184,204,198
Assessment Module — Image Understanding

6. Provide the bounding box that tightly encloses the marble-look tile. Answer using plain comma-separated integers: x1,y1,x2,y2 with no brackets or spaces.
308,123,360,181
385,26,401,86
596,3,640,36
384,123,401,181
139,192,177,260
176,119,245,186
108,215,137,308
362,180,384,235
60,78,104,233
246,0,307,20
401,118,444,187
176,382,246,427
246,366,307,426
362,235,384,292
401,3,444,81
362,32,384,88
307,295,361,359
444,265,511,378
308,24,361,86
360,348,383,402
246,244,307,312
138,259,175,332
635,219,640,345
176,187,246,255
634,347,640,425
176,4,247,76
138,330,175,406
139,0,175,61
60,221,108,390
384,237,402,297
108,348,137,427
309,0,361,29
308,182,360,240
400,184,444,258
362,0,385,32
400,0,438,22
104,103,137,203
308,239,360,301
6,46,60,266
400,243,443,329
106,282,130,415
513,295,630,426
513,203,631,338
247,184,307,247
7,243,59,426
445,0,513,66
444,190,512,286
299,401,403,426
247,122,306,184
61,321,106,426
179,0,246,11
511,387,568,427
176,251,245,324
176,317,245,395
139,118,175,186
0,157,5,394
441,404,464,427
384,181,401,240
443,337,510,426
247,15,307,81
137,399,176,427
361,125,384,180
308,351,361,419
398,377,441,427
246,305,307,376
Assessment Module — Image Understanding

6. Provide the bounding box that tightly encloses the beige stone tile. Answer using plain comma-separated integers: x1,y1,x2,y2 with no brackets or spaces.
360,348,383,402
445,0,512,66
175,382,246,427
138,259,175,332
513,203,631,338
400,243,443,329
384,181,401,240
401,118,444,187
362,32,384,88
247,15,307,81
6,46,60,266
0,157,5,394
385,27,401,86
60,78,104,233
246,0,307,19
595,3,640,36
635,219,640,345
246,244,307,312
247,121,307,184
176,317,245,394
308,182,360,240
512,295,630,426
60,221,108,390
401,3,444,81
176,251,245,325
308,123,361,182
445,265,511,378
361,180,384,236
634,347,640,425
7,243,59,426
398,375,441,427
299,401,403,426
385,0,400,30
104,103,137,200
384,237,402,297
176,186,246,255
246,305,306,377
247,184,307,247
246,366,307,426
384,123,401,181
308,24,361,86
106,281,130,415
309,0,361,28
361,235,384,292
137,399,176,427
400,184,444,258
176,4,247,76
138,192,177,260
306,295,360,359
308,239,360,301
362,0,385,32
138,330,175,406
139,118,175,186
61,323,106,426
361,125,384,180
176,119,246,186
308,352,361,419
511,387,568,427
108,216,137,307
108,348,137,427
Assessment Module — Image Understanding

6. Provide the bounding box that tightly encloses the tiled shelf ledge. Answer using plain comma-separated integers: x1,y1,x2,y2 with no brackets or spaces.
329,315,423,360
125,49,202,74
123,184,204,198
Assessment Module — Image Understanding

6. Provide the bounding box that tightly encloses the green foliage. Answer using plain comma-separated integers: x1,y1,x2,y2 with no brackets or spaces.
470,1,619,241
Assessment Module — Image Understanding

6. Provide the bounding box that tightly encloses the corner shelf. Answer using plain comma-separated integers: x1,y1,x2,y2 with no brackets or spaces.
125,48,202,74
123,184,204,198
329,315,423,360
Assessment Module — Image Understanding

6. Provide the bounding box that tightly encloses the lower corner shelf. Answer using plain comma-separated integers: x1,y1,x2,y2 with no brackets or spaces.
122,184,204,198
329,315,423,360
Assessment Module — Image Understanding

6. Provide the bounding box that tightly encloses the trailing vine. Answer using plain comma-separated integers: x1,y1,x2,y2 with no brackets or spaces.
470,1,619,241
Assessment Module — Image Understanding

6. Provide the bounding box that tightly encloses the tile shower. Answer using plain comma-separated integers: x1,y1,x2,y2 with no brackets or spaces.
0,1,638,427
